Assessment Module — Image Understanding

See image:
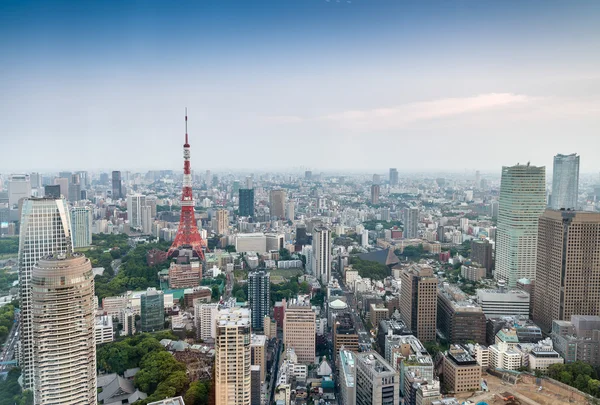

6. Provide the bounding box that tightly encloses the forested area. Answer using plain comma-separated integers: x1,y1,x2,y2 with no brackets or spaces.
349,257,390,280
0,368,32,405
0,237,19,255
0,304,15,345
547,361,600,398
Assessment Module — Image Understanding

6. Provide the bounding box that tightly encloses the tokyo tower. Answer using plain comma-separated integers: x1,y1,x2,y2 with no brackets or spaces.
167,110,206,260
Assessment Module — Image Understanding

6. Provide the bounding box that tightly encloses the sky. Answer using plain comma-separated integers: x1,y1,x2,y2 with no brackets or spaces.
1,0,600,173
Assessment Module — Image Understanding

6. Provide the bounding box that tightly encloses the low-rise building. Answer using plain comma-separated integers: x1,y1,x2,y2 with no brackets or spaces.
442,345,481,393
370,304,389,329
437,283,486,345
338,348,357,405
355,351,399,405
95,315,114,344
489,341,522,371
476,282,530,318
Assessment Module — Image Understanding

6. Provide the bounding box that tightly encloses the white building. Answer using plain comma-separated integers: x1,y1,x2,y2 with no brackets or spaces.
489,341,522,371
476,283,530,318
71,206,93,248
195,303,218,341
356,351,399,405
95,315,115,344
127,194,147,231
236,233,267,253
312,226,331,284
8,173,31,206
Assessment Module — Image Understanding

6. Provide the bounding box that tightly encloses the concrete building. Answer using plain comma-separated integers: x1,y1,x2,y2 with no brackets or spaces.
489,341,522,371
250,366,261,405
8,173,31,206
270,189,287,219
552,316,600,366
18,197,73,389
383,334,433,396
312,226,331,284
389,168,399,186
266,233,284,252
239,189,255,217
195,303,218,341
31,254,96,405
470,239,493,278
127,194,147,231
141,288,164,332
476,282,530,318
334,313,359,360
415,379,442,405
168,258,202,289
355,351,399,405
236,233,267,253
370,304,389,329
495,164,546,286
71,206,93,248
248,270,271,330
215,209,229,235
112,171,122,199
528,346,564,372
371,184,380,205
403,207,419,239
400,264,438,342
250,334,267,383
283,298,316,364
551,153,579,210
533,210,600,332
215,307,251,405
95,315,115,344
121,308,136,336
54,176,69,199
437,284,486,345
442,345,481,393
338,348,357,405
460,265,486,282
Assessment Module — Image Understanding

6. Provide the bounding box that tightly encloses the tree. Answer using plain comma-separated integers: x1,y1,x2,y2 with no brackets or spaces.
185,381,210,405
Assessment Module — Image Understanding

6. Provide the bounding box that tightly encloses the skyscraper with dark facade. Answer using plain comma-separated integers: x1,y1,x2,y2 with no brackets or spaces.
389,168,398,186
112,170,122,199
248,270,270,330
471,239,493,278
239,189,254,217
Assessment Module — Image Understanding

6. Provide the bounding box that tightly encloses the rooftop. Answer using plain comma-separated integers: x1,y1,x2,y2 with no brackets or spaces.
357,351,396,375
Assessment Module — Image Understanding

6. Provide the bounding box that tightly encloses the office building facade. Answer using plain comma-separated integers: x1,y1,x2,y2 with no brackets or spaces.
141,288,164,332
355,351,399,405
389,168,398,186
470,239,493,278
269,189,287,219
283,299,316,364
248,270,271,330
312,226,331,284
403,207,419,239
112,170,122,199
31,254,96,405
71,206,93,248
239,189,255,217
371,184,380,205
400,264,438,342
127,194,147,231
533,210,600,332
495,164,546,286
551,153,579,210
8,174,31,206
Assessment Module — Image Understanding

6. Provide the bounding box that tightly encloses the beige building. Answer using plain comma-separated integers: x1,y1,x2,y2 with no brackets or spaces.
533,210,600,332
215,307,251,405
32,254,97,405
283,299,316,364
270,189,287,219
250,334,267,383
442,345,481,393
370,304,389,329
215,209,229,235
168,259,202,289
400,264,438,342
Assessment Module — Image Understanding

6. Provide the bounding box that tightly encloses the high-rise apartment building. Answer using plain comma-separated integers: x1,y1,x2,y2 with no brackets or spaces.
283,298,316,364
370,184,380,205
71,206,93,248
68,173,81,203
127,194,147,231
551,153,579,210
470,239,493,278
400,264,438,342
18,197,73,389
389,168,398,186
355,351,399,405
403,207,419,239
141,288,164,332
312,226,331,284
338,348,357,405
112,171,122,199
8,174,31,206
215,307,251,405
239,189,255,217
533,210,600,332
495,164,546,286
31,254,96,405
270,189,287,219
215,209,229,235
195,302,218,341
250,334,267,383
248,270,271,330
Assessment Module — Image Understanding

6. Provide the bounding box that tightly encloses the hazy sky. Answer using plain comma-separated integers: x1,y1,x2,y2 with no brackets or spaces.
1,0,599,173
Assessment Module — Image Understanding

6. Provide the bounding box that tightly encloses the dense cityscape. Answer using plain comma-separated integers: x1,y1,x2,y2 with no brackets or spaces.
2,1,600,405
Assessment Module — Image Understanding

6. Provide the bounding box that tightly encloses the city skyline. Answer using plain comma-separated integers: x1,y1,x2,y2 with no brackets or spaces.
1,1,600,172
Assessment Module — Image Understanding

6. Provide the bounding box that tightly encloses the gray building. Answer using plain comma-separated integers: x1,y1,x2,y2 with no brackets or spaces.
112,171,122,199
355,351,399,405
248,270,271,330
403,207,419,239
551,153,579,210
141,288,164,332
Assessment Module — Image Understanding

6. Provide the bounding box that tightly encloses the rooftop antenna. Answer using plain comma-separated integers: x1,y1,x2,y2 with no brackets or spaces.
185,107,189,146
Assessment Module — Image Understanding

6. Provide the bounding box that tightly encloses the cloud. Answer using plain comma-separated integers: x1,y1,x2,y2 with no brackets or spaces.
259,115,304,124
323,93,534,130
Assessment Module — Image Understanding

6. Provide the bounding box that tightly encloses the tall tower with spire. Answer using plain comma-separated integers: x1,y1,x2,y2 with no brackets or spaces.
167,111,206,260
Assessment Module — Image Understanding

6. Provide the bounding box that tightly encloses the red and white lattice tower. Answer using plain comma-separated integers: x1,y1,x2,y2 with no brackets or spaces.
167,111,206,260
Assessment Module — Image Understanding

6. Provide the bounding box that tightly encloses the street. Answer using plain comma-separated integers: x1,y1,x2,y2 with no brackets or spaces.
0,316,19,372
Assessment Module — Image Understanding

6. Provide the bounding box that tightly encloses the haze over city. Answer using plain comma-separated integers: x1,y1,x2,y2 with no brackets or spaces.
1,0,600,172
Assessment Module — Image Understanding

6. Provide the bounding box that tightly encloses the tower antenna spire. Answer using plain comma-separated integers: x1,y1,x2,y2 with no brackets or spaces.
185,107,188,145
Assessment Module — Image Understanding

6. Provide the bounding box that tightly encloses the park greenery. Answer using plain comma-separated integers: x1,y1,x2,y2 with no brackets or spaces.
349,257,390,281
0,304,16,345
96,332,211,405
0,368,33,405
270,276,310,305
397,244,431,260
0,237,19,255
547,361,600,398
0,267,18,294
361,220,403,231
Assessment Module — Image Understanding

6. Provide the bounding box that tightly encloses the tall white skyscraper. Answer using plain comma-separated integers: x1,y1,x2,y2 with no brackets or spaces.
312,226,331,284
551,153,580,210
71,206,93,248
215,307,251,405
495,164,546,287
8,174,31,207
403,206,419,239
32,254,96,405
127,194,146,230
18,197,73,389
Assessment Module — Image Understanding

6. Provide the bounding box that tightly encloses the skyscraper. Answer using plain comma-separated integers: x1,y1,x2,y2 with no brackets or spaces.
8,174,31,207
31,254,96,405
370,184,380,205
215,209,229,235
68,173,81,202
127,194,147,231
18,197,73,389
389,168,398,186
403,207,419,239
495,164,546,286
551,153,580,210
269,189,287,219
141,288,165,332
533,209,600,332
71,206,93,248
111,171,122,199
400,264,438,342
471,239,493,278
312,225,331,284
248,270,271,330
215,307,251,405
283,298,316,364
239,189,255,217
